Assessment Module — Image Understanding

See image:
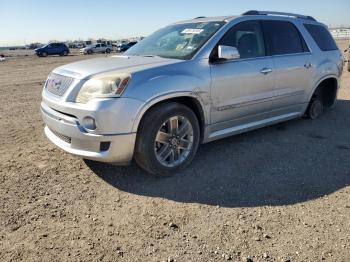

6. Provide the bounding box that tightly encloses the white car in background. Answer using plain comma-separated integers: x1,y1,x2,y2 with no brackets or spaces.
80,43,112,54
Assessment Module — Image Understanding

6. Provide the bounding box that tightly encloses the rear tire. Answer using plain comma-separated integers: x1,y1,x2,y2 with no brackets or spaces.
106,49,111,53
305,97,324,120
134,102,200,177
63,51,68,56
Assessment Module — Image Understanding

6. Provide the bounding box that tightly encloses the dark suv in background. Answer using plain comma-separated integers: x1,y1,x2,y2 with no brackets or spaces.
117,41,138,52
35,43,70,57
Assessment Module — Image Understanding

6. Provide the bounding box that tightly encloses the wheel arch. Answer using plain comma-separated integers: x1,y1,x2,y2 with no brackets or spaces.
308,75,339,108
132,92,207,142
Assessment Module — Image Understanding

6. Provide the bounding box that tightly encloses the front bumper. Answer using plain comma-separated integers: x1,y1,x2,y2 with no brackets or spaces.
41,102,136,164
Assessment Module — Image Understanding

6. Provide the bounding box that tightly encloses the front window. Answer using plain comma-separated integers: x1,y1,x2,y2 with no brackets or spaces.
218,20,266,59
126,21,225,60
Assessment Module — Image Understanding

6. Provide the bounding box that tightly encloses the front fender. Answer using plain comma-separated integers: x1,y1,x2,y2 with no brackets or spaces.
124,74,211,133
130,91,208,133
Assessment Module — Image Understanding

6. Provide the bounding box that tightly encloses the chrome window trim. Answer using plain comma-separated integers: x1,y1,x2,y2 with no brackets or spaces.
210,52,312,65
200,17,314,62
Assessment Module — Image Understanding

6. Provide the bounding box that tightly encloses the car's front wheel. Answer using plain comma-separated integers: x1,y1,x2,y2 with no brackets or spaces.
135,102,200,177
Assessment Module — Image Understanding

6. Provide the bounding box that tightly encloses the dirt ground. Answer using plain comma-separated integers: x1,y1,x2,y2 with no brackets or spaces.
1,40,350,262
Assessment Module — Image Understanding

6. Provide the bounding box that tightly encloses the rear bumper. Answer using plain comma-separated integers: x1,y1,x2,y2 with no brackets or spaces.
41,103,136,164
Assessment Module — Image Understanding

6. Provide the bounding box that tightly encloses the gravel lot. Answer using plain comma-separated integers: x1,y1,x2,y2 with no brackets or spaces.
1,41,350,262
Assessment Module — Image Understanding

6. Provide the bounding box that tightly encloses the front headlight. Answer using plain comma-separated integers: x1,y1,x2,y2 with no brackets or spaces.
75,74,131,103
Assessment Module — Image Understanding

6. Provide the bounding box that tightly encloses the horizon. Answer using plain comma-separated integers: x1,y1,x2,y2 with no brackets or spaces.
1,0,349,46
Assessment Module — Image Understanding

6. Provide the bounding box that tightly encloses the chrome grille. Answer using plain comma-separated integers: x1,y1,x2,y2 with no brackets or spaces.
50,129,71,144
45,73,74,96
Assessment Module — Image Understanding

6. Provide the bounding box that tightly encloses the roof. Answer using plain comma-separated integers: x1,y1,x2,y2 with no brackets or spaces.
174,10,317,25
173,16,237,24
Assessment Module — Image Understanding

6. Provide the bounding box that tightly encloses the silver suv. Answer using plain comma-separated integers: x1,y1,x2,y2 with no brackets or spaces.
80,43,112,54
41,11,343,176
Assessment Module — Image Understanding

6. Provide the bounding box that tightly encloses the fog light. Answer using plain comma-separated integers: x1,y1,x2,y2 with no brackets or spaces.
82,116,96,130
100,142,110,151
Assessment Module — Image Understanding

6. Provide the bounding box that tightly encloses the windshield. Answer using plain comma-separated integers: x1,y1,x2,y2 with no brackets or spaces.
126,21,225,60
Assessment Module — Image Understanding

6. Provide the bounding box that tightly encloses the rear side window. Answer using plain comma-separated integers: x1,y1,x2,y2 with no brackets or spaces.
263,21,305,55
304,24,338,51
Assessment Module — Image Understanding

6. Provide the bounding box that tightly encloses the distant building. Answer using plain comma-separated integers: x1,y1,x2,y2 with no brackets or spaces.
330,28,350,39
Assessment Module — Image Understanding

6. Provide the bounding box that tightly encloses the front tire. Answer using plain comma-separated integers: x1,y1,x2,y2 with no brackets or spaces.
134,102,200,177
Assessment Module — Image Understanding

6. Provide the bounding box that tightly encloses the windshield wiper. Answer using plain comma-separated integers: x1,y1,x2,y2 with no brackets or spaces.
132,54,162,58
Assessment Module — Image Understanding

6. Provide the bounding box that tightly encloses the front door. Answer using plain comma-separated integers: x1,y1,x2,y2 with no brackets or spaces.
94,44,101,53
210,20,275,129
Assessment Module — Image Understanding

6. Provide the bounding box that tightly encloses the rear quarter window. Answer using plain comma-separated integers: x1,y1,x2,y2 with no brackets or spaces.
304,24,338,51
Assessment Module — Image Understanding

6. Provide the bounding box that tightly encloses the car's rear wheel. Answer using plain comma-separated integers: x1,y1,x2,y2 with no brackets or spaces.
63,51,68,56
306,97,324,120
135,102,200,177
106,49,111,53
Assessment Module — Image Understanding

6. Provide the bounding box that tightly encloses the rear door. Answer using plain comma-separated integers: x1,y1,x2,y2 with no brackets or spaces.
262,20,313,114
210,20,275,128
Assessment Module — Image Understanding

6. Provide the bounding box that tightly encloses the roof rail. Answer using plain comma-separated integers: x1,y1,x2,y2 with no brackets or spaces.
194,16,206,19
242,10,317,22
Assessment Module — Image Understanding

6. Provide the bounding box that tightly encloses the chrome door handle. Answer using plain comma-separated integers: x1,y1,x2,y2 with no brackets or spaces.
260,68,272,75
304,62,312,69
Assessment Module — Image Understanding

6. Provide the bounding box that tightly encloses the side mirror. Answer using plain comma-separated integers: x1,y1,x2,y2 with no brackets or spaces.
218,45,240,61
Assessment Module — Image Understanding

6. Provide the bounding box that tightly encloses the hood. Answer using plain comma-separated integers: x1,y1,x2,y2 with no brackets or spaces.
53,55,182,79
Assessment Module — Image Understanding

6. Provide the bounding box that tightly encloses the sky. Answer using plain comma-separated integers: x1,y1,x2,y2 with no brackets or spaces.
0,0,349,46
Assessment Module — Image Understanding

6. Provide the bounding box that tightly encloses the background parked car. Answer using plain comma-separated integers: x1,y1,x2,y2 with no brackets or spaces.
35,43,69,57
116,41,137,52
80,43,112,54
347,45,350,72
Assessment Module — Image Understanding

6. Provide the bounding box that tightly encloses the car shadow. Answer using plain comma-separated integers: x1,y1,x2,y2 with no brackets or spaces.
86,100,350,208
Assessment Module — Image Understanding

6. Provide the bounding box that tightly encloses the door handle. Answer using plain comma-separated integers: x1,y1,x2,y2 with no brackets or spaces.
260,68,272,75
304,62,312,69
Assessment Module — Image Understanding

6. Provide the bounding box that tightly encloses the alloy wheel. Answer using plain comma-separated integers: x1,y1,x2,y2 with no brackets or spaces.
154,116,194,167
